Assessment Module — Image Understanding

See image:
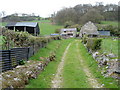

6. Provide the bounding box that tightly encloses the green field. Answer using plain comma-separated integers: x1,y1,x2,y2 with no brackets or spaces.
39,23,62,36
101,21,118,26
100,38,118,56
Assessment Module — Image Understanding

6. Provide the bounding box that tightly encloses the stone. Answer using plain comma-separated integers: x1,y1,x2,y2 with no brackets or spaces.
107,53,116,58
92,52,99,59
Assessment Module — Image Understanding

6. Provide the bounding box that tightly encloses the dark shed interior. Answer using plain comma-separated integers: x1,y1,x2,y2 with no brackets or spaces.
6,22,40,36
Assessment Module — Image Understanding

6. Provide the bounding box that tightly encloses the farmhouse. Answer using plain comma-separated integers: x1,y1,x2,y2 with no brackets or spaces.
98,30,110,36
79,21,99,37
6,22,40,36
60,28,77,38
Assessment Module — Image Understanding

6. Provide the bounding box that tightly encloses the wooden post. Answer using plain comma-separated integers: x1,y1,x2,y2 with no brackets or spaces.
14,26,16,31
24,27,26,32
34,28,36,36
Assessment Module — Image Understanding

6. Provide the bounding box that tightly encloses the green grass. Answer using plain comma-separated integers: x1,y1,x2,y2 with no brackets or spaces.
78,41,118,88
101,21,118,26
39,22,62,36
0,22,7,26
100,38,118,56
62,41,91,88
26,39,73,88
30,40,60,60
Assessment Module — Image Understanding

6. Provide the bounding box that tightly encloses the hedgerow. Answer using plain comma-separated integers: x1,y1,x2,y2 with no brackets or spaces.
86,38,102,51
1,27,61,50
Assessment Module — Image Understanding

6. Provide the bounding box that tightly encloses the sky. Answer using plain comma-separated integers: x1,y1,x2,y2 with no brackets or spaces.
0,0,119,17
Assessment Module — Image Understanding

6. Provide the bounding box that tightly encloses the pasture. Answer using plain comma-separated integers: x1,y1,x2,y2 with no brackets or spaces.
100,38,118,56
100,21,118,26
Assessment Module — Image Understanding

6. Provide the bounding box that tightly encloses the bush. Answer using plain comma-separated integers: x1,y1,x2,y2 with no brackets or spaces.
64,21,74,28
55,29,61,33
19,59,26,65
82,35,88,44
86,38,102,51
68,24,82,32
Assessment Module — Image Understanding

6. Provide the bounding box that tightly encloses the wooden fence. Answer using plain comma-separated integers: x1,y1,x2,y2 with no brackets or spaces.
0,47,34,72
0,36,61,72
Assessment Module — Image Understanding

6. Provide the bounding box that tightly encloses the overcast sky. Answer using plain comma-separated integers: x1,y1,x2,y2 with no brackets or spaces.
0,0,119,17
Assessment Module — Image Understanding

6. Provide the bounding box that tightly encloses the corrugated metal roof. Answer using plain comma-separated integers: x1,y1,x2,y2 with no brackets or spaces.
6,22,38,27
61,28,77,31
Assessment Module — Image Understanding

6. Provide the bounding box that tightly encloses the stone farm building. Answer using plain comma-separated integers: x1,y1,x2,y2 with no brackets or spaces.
60,28,77,38
79,21,99,37
6,22,40,36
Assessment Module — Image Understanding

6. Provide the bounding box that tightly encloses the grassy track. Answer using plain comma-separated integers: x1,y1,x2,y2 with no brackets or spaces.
62,40,91,88
26,39,118,88
26,39,73,88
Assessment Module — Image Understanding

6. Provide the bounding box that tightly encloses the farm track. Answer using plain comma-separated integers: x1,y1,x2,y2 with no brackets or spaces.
51,40,102,88
76,40,102,88
51,43,72,88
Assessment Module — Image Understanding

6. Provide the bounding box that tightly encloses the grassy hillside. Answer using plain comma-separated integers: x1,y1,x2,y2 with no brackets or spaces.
101,21,118,26
39,22,62,36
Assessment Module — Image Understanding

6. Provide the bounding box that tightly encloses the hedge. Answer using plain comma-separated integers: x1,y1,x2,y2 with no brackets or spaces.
86,38,102,51
1,27,61,50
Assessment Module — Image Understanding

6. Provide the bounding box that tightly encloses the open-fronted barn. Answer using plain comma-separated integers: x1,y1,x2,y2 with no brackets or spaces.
6,22,40,36
79,21,99,37
60,28,77,38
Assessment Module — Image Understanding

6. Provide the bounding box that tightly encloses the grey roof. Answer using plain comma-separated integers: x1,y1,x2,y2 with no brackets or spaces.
80,21,99,35
6,22,38,27
61,28,77,31
98,30,110,36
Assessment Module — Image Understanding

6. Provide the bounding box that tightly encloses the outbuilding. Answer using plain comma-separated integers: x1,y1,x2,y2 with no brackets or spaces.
79,21,99,37
6,22,40,36
60,28,77,38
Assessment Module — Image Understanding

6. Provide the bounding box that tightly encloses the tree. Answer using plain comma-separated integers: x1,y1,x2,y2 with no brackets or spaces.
80,8,104,24
54,8,77,25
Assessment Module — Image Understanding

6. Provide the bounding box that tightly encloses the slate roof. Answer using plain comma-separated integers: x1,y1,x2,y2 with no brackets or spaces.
80,21,99,35
98,30,110,36
6,22,38,27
